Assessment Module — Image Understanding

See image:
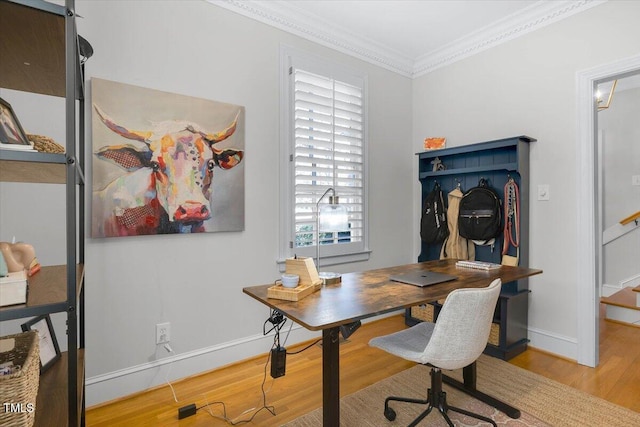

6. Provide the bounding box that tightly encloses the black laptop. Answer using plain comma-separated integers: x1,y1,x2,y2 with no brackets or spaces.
389,271,458,287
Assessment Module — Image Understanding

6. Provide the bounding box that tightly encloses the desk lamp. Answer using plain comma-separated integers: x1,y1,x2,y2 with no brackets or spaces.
316,187,349,285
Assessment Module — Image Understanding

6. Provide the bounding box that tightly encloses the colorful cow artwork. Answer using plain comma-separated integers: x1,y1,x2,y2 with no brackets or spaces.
91,79,245,238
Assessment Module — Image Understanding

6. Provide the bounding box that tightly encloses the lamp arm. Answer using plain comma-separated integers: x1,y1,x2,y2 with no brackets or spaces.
316,187,335,270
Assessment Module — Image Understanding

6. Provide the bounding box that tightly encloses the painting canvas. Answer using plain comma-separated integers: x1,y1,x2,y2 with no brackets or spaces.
91,78,245,238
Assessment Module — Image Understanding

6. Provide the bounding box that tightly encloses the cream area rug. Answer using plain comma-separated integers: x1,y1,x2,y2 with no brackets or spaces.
284,354,640,427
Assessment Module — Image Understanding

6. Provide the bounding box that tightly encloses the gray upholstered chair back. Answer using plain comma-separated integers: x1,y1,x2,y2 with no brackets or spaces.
420,278,501,370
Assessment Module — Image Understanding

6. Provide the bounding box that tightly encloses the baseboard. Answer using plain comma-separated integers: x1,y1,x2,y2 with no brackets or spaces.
527,326,578,361
602,283,622,298
86,310,402,407
601,272,640,298
86,324,319,407
620,273,640,288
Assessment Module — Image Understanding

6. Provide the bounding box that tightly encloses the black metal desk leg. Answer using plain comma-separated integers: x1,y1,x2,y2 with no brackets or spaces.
322,327,341,427
442,362,521,419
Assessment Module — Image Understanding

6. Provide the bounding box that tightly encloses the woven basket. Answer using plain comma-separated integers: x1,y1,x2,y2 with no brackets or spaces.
0,331,39,427
410,300,445,323
26,134,65,154
488,323,500,346
411,304,435,322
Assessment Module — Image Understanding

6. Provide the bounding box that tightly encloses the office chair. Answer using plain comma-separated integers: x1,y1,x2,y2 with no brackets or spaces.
369,279,501,427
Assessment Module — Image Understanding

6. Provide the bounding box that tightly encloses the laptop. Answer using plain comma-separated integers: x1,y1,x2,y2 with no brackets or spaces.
389,271,458,287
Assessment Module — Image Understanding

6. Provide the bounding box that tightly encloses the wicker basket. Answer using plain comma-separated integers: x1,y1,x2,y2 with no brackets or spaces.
488,323,501,346
411,304,435,322
410,300,446,323
0,331,39,427
26,134,65,154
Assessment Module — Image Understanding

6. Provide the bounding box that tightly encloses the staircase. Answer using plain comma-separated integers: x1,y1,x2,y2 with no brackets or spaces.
600,285,640,326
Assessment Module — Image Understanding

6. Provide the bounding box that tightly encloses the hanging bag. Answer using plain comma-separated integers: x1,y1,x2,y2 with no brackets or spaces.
420,182,449,244
458,178,502,244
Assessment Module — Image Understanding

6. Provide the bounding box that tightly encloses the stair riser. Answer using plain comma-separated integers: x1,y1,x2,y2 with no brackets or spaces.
606,305,640,325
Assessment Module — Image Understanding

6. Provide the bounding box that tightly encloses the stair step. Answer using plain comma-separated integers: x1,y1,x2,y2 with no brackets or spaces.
600,287,639,310
633,285,640,293
601,288,640,326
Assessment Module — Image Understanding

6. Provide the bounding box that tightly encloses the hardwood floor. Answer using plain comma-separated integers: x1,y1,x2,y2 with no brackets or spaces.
86,308,640,426
510,305,640,413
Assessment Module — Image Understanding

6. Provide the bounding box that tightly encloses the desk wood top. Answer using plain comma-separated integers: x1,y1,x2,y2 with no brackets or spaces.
243,259,542,331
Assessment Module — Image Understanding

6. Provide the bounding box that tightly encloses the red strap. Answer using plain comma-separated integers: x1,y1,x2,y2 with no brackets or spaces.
502,178,520,255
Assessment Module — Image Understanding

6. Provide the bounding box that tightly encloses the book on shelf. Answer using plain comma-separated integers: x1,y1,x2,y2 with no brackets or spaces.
0,270,28,306
455,260,502,271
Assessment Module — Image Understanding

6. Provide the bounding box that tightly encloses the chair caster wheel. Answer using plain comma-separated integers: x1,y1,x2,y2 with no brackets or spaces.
384,407,396,421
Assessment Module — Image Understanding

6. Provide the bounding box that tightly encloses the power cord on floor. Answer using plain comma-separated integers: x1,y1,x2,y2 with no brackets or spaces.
179,309,285,423
195,343,276,424
177,308,325,422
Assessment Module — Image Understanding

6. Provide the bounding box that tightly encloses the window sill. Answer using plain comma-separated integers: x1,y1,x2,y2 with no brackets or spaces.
277,249,371,272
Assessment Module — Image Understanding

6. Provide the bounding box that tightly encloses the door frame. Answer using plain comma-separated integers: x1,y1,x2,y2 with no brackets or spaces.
576,53,640,367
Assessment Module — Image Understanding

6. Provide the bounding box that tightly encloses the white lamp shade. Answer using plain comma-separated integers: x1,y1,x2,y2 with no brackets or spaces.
318,204,349,232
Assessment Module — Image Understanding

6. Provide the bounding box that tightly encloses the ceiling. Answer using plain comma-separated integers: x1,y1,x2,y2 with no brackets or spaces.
210,0,605,77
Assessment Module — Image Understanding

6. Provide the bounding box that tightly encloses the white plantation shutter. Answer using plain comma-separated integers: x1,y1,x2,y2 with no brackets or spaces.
280,47,369,265
293,69,364,248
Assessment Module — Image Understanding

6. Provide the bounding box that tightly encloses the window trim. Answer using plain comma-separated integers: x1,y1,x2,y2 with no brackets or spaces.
278,45,370,268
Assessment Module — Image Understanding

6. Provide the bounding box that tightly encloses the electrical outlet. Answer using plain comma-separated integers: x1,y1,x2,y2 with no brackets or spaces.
156,322,170,344
537,184,550,201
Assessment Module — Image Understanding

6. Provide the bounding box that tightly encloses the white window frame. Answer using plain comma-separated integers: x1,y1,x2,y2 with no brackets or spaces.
278,45,370,268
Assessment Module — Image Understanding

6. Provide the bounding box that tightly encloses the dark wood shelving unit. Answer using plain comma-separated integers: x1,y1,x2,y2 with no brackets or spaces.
0,0,88,425
407,136,535,360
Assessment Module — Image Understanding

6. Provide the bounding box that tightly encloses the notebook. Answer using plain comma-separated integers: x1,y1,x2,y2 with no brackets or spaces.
389,271,458,287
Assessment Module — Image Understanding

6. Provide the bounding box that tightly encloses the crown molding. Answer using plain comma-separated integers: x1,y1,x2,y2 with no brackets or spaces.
208,0,607,79
208,0,415,77
412,0,607,77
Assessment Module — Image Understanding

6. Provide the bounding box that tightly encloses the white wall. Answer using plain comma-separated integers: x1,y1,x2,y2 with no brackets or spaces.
599,87,640,289
0,0,413,406
412,0,640,357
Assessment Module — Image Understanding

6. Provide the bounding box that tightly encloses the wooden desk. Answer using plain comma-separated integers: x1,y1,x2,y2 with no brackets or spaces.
243,259,542,426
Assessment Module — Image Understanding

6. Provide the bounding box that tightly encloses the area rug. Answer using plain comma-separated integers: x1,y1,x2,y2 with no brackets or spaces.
284,354,640,426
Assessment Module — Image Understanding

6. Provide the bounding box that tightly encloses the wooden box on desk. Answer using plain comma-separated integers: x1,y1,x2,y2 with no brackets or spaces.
266,257,323,302
284,257,322,288
267,283,317,301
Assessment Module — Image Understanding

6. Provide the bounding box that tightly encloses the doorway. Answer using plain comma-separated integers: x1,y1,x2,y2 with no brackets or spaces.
576,54,640,367
597,75,640,300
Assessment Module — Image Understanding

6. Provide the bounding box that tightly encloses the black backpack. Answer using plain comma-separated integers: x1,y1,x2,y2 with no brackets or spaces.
420,182,449,244
458,178,502,244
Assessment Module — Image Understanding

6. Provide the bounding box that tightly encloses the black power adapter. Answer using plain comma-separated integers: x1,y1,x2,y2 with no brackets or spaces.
178,403,197,419
270,346,286,378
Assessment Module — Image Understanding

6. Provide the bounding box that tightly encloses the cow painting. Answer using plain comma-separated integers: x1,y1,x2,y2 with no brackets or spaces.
91,102,244,238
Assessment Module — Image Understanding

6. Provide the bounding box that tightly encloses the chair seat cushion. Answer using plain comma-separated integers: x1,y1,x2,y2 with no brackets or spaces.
369,322,436,363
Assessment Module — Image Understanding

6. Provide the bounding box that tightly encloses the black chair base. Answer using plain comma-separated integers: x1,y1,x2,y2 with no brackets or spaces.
383,368,497,427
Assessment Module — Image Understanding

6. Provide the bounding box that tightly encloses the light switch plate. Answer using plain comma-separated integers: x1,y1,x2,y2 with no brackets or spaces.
632,175,640,186
537,184,550,201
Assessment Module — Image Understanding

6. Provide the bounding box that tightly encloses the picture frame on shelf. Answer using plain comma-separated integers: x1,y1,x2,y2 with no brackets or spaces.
0,97,35,151
21,314,61,373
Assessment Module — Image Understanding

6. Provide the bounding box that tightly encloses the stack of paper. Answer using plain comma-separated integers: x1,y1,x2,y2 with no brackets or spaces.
455,260,502,270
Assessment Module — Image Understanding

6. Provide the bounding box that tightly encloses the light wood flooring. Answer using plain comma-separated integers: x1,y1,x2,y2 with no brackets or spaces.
86,307,640,426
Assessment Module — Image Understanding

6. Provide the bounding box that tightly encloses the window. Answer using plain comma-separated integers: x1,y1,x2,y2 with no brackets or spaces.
279,47,369,266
